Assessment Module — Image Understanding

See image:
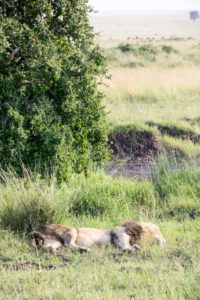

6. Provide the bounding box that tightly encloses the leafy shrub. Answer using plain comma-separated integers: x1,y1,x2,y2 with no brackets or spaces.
0,1,108,180
117,43,157,63
118,43,157,56
138,44,157,56
162,45,178,54
117,43,135,53
125,61,145,68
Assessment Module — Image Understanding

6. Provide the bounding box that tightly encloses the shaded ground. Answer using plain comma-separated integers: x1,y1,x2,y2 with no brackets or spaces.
108,157,156,179
109,129,161,159
108,124,200,179
108,129,161,179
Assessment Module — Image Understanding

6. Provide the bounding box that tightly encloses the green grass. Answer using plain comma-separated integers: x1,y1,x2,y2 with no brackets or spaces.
0,170,199,299
0,171,156,231
0,219,200,300
162,136,200,157
102,39,200,157
0,170,200,299
1,38,200,300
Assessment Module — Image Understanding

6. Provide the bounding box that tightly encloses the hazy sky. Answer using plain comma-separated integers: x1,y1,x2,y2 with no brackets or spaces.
89,0,200,11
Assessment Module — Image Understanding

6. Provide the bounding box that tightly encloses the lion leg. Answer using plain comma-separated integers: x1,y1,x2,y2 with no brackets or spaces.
63,229,89,253
131,244,142,251
111,230,137,251
30,231,45,248
68,242,89,253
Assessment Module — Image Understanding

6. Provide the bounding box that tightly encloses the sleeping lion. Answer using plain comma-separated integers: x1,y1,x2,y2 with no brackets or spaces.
30,220,166,253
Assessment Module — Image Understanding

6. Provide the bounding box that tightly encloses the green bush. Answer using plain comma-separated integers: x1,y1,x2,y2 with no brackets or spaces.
162,45,178,54
118,43,157,58
138,44,157,56
117,43,134,53
0,1,108,180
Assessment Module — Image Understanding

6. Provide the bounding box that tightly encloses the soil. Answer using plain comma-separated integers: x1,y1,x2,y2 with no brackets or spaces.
108,130,162,179
107,157,157,179
109,130,161,159
0,255,70,271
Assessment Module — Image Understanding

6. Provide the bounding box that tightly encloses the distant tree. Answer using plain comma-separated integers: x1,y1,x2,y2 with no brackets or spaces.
189,11,199,21
0,1,108,180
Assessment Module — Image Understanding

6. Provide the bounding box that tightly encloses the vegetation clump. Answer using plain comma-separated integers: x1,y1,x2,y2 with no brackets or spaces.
0,1,108,180
117,43,157,61
117,43,134,53
161,45,178,54
0,166,199,232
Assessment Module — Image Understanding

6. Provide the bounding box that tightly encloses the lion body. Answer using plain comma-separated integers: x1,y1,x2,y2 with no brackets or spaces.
30,221,166,253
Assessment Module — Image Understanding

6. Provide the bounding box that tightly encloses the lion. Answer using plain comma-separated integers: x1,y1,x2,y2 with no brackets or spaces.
30,220,166,253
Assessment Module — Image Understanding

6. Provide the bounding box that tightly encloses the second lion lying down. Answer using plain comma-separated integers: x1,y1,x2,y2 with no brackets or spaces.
30,220,166,252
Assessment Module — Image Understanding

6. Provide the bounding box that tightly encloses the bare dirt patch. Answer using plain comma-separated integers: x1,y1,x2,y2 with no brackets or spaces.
0,255,70,271
109,130,161,159
108,130,162,179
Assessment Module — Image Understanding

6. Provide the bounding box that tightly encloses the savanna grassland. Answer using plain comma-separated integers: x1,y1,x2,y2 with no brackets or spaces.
1,14,200,300
103,38,200,158
0,171,200,299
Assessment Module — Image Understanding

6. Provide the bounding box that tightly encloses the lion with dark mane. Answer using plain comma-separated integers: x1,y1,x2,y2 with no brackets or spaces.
30,220,166,253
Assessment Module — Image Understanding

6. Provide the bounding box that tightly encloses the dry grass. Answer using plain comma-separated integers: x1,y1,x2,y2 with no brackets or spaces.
102,39,200,156
105,67,200,96
102,66,200,126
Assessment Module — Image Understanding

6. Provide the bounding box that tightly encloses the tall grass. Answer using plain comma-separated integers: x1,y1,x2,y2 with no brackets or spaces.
0,164,199,232
0,39,200,300
152,155,200,219
104,67,200,101
0,171,157,232
0,172,61,232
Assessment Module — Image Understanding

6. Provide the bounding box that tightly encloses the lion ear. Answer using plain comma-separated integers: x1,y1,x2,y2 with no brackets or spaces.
121,220,137,227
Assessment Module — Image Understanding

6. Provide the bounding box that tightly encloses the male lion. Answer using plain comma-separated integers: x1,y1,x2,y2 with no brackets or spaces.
30,220,166,253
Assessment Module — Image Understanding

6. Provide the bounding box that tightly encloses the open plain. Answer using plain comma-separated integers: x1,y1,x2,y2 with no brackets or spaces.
0,11,200,300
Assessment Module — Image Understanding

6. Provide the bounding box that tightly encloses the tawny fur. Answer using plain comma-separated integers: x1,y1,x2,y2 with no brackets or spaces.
30,231,63,252
139,222,166,245
30,221,166,253
121,220,166,245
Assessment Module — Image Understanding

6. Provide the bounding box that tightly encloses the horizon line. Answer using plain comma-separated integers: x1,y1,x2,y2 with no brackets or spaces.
91,9,200,13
